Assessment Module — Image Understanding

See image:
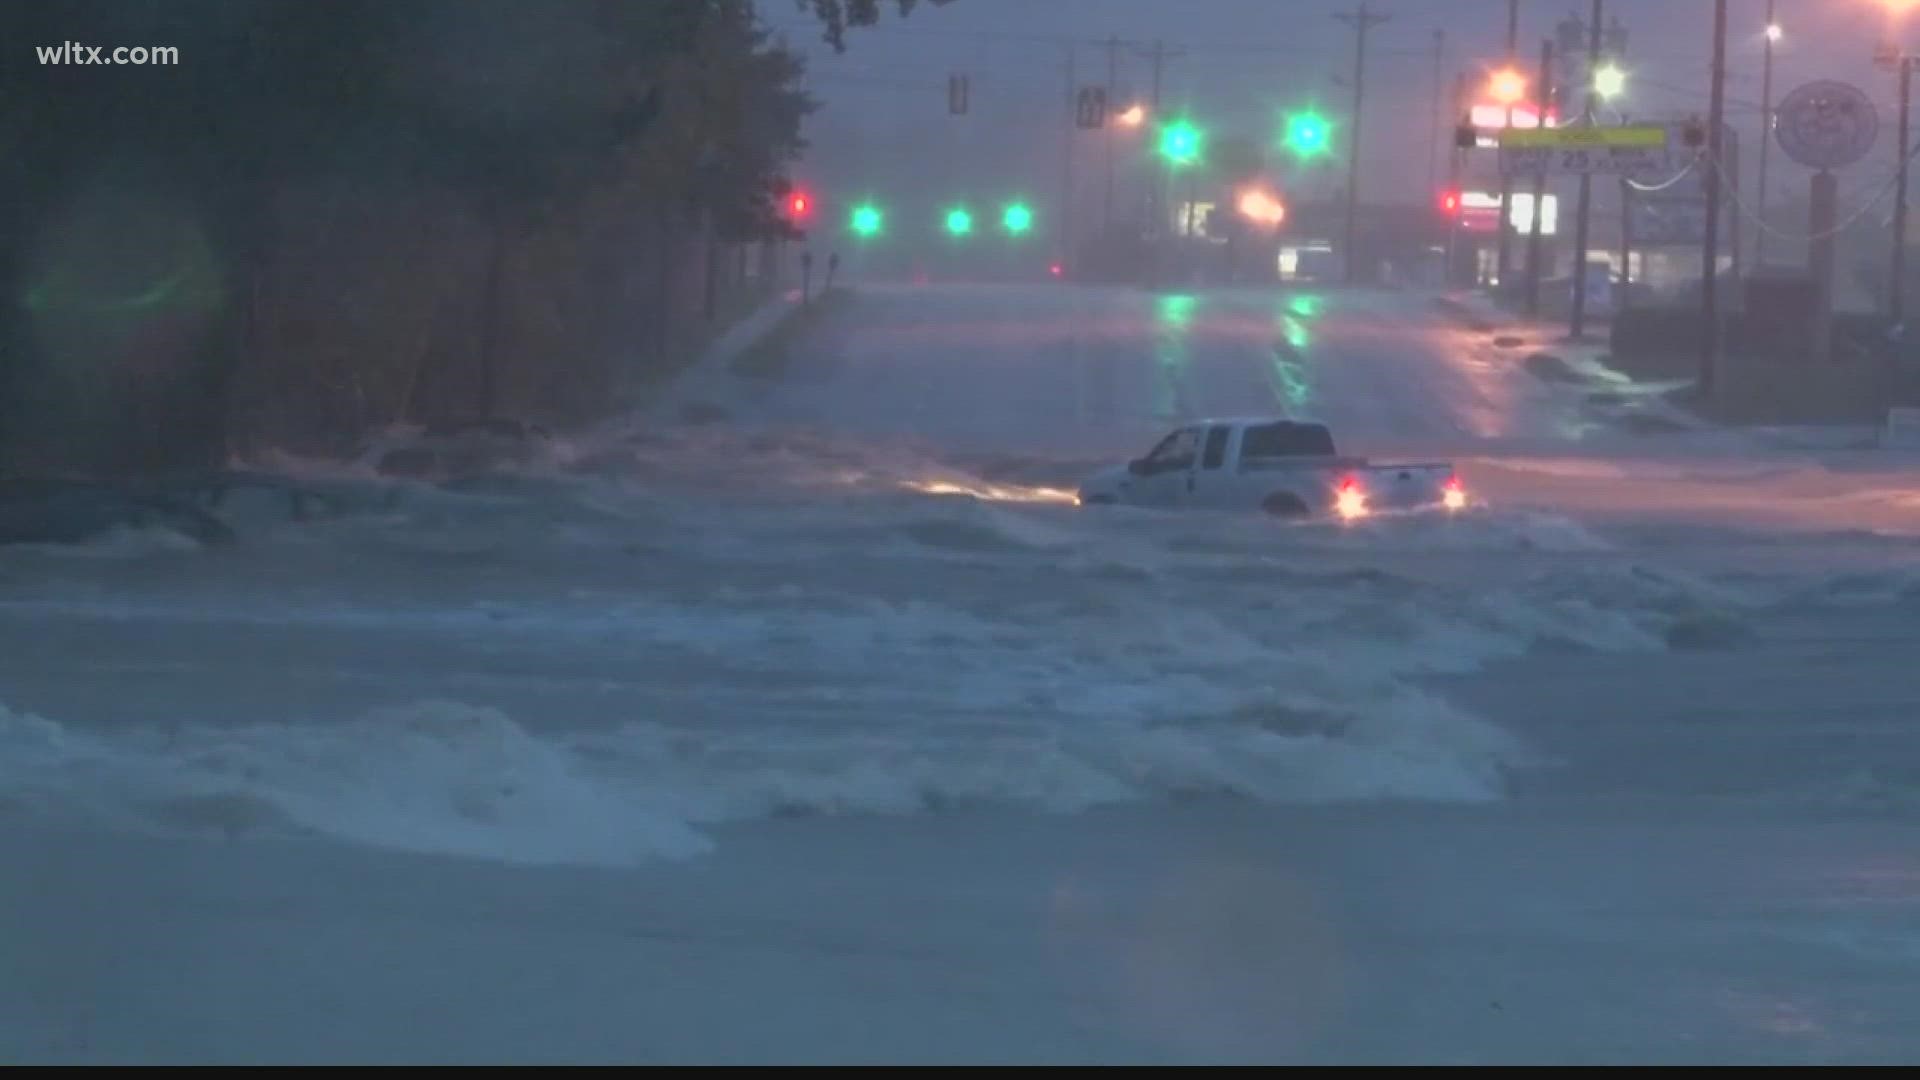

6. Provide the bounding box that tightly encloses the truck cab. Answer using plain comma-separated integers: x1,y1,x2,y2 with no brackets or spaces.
1077,418,1465,519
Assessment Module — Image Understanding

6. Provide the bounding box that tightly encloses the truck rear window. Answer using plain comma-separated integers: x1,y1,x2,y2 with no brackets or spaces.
1241,422,1335,458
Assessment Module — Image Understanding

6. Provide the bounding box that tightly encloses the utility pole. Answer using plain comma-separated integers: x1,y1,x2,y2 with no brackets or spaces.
1701,0,1728,396
1335,3,1391,285
1894,55,1913,326
1428,29,1446,194
1495,0,1521,292
1134,39,1184,238
1104,34,1119,234
1525,38,1553,316
1447,71,1467,284
1061,43,1077,266
1754,0,1777,267
1569,0,1603,340
1619,175,1633,303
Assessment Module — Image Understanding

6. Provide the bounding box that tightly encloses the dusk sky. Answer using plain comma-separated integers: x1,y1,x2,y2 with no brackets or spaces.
768,0,1910,225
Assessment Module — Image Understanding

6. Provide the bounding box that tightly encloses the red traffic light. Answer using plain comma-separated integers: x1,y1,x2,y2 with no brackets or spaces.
789,193,812,218
1048,261,1064,278
1437,189,1461,215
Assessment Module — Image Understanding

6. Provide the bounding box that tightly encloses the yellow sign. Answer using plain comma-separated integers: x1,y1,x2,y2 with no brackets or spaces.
1501,125,1668,150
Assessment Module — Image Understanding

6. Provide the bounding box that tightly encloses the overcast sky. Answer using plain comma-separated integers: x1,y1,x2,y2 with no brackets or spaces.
765,0,1907,227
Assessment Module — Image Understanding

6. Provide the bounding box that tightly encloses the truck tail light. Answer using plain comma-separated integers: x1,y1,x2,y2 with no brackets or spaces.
1334,475,1369,520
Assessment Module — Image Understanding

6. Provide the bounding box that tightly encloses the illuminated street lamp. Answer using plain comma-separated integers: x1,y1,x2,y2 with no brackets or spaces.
1115,103,1147,127
1235,187,1287,227
1593,62,1627,99
1765,21,1783,41
1487,67,1528,106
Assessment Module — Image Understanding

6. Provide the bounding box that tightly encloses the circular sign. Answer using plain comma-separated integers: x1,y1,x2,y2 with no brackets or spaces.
1775,80,1878,170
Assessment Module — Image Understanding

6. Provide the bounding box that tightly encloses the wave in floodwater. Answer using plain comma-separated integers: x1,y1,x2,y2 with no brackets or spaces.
4,423,1911,867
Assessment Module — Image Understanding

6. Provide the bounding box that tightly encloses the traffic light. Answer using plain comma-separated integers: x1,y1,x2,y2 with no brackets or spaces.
1454,117,1477,149
1001,202,1034,234
1282,111,1333,159
785,190,813,231
850,203,884,238
1158,119,1203,166
944,206,974,236
1437,188,1462,217
1075,86,1108,129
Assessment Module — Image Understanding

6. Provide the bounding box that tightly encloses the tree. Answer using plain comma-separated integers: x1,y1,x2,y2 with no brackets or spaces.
795,0,959,52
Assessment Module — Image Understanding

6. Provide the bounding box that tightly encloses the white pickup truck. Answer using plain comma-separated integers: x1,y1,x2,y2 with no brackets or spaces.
1076,418,1466,519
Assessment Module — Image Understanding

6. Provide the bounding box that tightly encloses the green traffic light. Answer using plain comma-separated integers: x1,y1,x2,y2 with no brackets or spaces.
850,203,884,237
944,206,974,236
1001,202,1033,234
1283,111,1332,158
1158,120,1203,166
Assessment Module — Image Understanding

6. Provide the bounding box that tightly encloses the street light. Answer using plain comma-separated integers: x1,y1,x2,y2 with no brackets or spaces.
1593,63,1627,99
1488,67,1528,106
1115,103,1147,127
1236,187,1287,227
1765,22,1783,42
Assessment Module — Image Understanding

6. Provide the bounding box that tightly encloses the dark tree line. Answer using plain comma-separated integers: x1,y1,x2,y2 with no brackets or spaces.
0,0,944,477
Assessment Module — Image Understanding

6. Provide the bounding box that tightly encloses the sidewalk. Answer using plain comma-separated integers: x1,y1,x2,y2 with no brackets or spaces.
1433,290,1710,436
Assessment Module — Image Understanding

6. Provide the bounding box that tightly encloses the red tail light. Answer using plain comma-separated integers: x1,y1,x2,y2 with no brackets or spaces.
1442,474,1467,510
1334,475,1369,520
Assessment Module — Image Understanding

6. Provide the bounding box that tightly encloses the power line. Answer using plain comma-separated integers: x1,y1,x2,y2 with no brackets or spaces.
762,18,1429,59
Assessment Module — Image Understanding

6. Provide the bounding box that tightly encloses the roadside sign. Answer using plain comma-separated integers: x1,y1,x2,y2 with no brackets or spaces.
1500,124,1670,177
1776,80,1877,171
